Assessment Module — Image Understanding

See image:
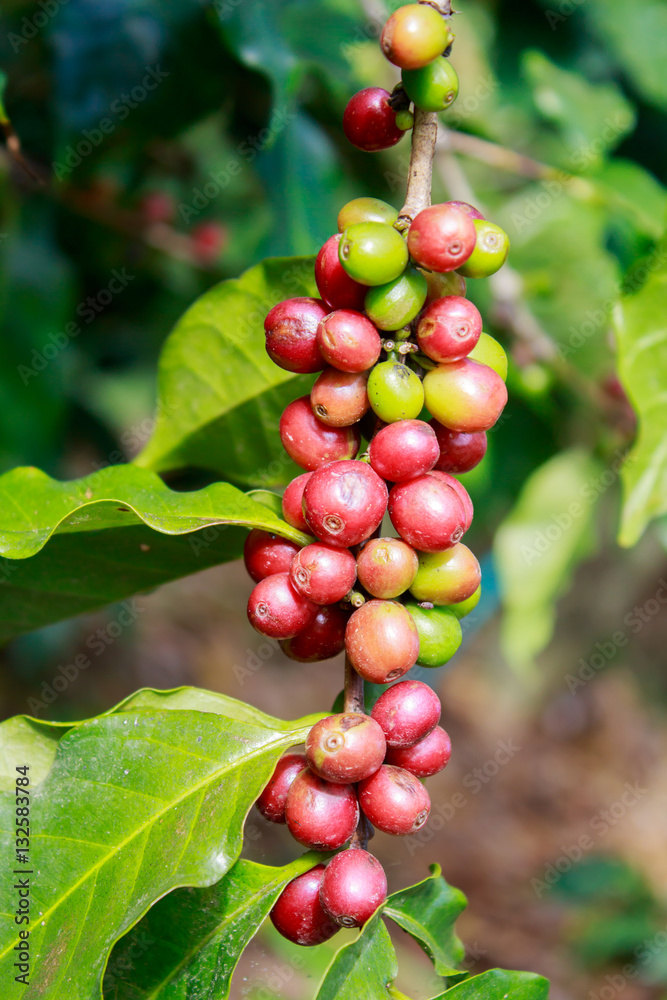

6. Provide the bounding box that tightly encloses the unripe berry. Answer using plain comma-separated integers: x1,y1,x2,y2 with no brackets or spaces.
367,360,424,422
446,584,481,620
388,473,466,552
247,573,317,639
343,88,405,152
311,369,370,427
315,235,368,312
429,470,473,530
410,544,481,605
371,680,441,748
303,460,388,547
430,422,488,474
256,753,307,823
289,542,357,605
356,537,419,599
381,4,454,70
408,204,476,273
282,472,313,533
285,768,359,850
243,529,302,583
404,601,462,667
444,200,484,220
317,310,382,372
338,197,398,231
345,599,419,683
386,725,451,777
339,223,408,286
281,604,350,662
306,713,386,783
458,220,510,279
369,419,439,482
416,295,482,362
423,359,507,432
270,865,338,946
402,57,459,113
280,396,360,470
467,332,508,381
358,764,430,835
423,269,467,303
320,849,387,927
364,267,427,331
264,297,327,374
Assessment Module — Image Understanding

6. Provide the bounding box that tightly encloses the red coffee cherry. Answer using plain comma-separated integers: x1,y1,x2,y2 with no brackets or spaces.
343,88,405,152
247,572,317,640
444,200,484,220
306,713,386,783
303,460,388,547
423,359,508,433
256,752,307,823
311,369,370,427
316,310,382,373
416,295,482,362
410,543,481,605
264,297,328,374
369,419,440,482
281,604,349,662
407,204,476,273
280,396,360,471
429,470,473,531
388,473,467,552
371,680,441,748
271,865,338,946
356,537,419,599
315,235,368,312
282,472,313,533
285,768,359,850
320,849,387,927
431,422,488,474
191,221,227,263
381,4,453,70
243,529,301,584
386,725,452,777
345,599,419,683
358,764,430,835
289,542,357,605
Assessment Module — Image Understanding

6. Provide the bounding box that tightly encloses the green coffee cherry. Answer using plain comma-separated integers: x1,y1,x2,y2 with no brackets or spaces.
337,198,399,233
364,267,428,331
339,222,408,286
395,109,415,131
458,220,510,278
405,601,462,667
446,584,481,620
467,333,508,381
368,360,424,422
402,57,459,113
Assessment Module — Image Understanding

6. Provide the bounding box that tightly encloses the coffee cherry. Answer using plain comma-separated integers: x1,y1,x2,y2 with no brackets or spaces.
139,190,175,224
356,537,419,599
446,583,481,620
265,297,327,374
444,200,484,220
371,680,441,748
364,267,427,331
388,473,466,552
408,204,476,273
381,4,454,70
369,419,439,481
191,221,226,263
423,359,507,432
290,543,357,605
395,108,414,130
430,422,487,474
423,269,467,303
247,572,317,639
409,544,481,605
320,849,387,927
311,369,370,427
256,753,307,823
338,197,398,231
343,88,405,152
243,529,302,584
367,361,425,422
467,332,508,381
402,57,459,113
285,768,359,849
429,470,473,530
345,600,419,683
306,713,386,783
315,235,368,312
303,460,388,547
404,601,462,667
458,220,510,278
386,725,451,777
280,396,360,470
358,764,430,835
271,865,338,946
282,472,313,533
416,295,482,362
317,310,382,373
339,223,408,286
281,604,349,662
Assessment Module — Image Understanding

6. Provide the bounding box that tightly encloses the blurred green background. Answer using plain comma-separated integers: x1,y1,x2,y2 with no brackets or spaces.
1,0,667,997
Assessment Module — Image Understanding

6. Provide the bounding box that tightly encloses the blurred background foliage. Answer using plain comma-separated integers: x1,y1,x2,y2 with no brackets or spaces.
1,0,667,997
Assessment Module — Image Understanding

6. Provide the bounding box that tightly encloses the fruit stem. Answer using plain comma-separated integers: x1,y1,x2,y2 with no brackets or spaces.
344,654,365,714
397,107,438,230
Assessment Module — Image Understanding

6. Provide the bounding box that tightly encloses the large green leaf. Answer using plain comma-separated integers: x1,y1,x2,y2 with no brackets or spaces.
435,967,550,998
315,914,398,1000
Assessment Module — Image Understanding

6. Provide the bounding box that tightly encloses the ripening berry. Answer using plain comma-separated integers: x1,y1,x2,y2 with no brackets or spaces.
289,542,357,605
315,235,368,312
388,473,467,552
247,572,317,639
343,88,405,152
467,332,508,381
381,4,454,70
446,584,481,620
358,764,430,835
338,197,398,231
311,369,370,427
369,419,439,482
409,544,481,605
282,472,313,533
243,529,302,583
429,470,473,530
281,604,350,662
256,753,307,823
431,422,488,474
280,396,360,470
416,295,482,362
285,768,359,850
303,460,388,547
320,849,387,927
270,866,338,946
317,310,382,373
364,267,427,331
306,713,386,783
444,200,484,220
339,222,408,286
423,359,507,432
356,537,419,599
423,269,467,303
371,680,441,748
367,360,425,423
408,204,476,273
405,601,462,667
264,297,327,374
402,57,459,113
458,220,510,278
191,221,226,263
345,599,419,683
386,725,452,777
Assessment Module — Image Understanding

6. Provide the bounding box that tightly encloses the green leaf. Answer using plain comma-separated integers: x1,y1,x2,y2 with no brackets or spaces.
615,242,667,545
434,967,550,999
0,717,65,789
315,913,398,1000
